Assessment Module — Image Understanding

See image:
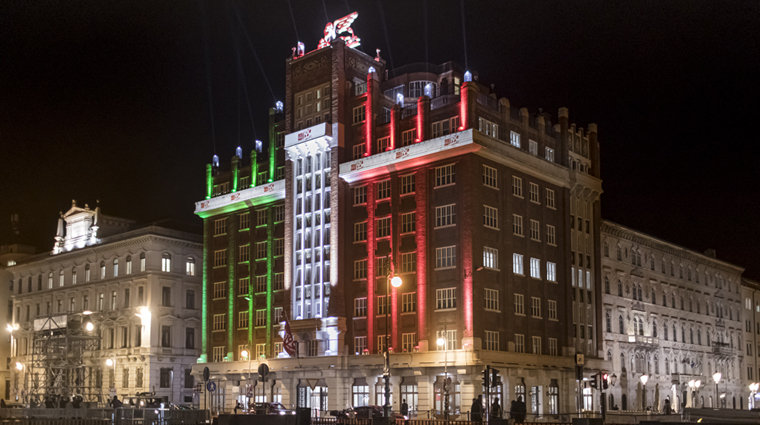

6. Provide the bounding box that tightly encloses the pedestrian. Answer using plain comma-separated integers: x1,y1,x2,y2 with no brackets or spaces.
401,399,409,417
470,398,482,422
0,399,6,408
515,396,526,423
491,398,501,419
111,396,123,408
664,398,671,415
234,401,241,414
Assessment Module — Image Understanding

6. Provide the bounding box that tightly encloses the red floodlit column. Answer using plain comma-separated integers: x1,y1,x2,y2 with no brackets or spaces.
366,182,376,353
415,168,428,348
417,95,430,143
460,82,478,131
390,104,400,150
461,169,474,339
365,70,379,157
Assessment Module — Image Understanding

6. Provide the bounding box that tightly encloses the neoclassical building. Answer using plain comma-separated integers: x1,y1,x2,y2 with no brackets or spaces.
9,201,202,406
601,221,745,411
741,278,760,409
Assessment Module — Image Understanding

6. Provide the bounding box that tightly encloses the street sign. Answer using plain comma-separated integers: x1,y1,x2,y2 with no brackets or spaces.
575,353,585,365
207,381,216,392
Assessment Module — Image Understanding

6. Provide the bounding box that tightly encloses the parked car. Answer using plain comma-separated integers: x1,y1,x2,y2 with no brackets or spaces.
331,406,407,421
251,402,295,415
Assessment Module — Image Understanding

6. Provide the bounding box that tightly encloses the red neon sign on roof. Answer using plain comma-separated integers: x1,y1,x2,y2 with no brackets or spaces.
318,12,361,49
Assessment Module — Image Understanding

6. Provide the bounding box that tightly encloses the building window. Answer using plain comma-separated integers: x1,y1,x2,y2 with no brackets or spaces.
482,165,498,189
548,300,557,320
186,290,195,309
528,140,538,155
212,346,224,362
402,333,417,352
354,185,367,205
545,147,555,162
432,117,459,138
353,222,367,242
401,128,417,146
214,218,226,236
531,297,541,317
510,131,521,148
139,253,146,272
485,288,499,311
401,252,416,273
113,259,119,277
100,262,106,279
376,217,391,238
354,298,367,317
512,214,524,236
160,368,171,388
435,204,456,228
437,329,457,351
483,247,499,270
478,117,498,137
213,281,227,300
353,143,365,159
402,293,416,313
354,259,367,280
162,286,171,306
435,246,457,269
529,183,540,203
546,262,557,282
484,206,499,229
401,212,416,234
529,220,540,241
255,310,266,327
214,250,226,267
352,105,365,124
354,337,367,355
515,294,525,315
484,331,499,351
512,176,523,197
434,164,456,187
186,257,195,276
110,291,117,310
274,273,284,290
274,205,285,222
256,241,267,259
256,276,266,293
238,245,250,263
376,180,391,200
532,336,542,354
529,258,541,279
237,277,249,296
436,288,456,310
161,254,171,272
213,314,226,331
377,136,390,152
546,225,556,245
513,253,524,275
400,174,416,195
515,334,525,353
161,326,171,347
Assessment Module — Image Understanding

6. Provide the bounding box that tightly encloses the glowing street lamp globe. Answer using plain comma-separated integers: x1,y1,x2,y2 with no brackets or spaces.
15,362,23,371
713,372,722,384
106,359,114,367
437,337,446,347
85,322,94,332
391,276,402,288
640,375,649,386
241,349,249,359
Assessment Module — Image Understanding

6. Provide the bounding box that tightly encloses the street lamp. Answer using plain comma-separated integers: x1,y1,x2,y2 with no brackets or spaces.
640,375,649,410
383,255,401,418
15,362,23,371
713,372,722,409
437,330,450,419
695,380,701,407
749,383,759,409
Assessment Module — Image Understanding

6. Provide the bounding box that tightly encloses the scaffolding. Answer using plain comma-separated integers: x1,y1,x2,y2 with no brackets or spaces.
27,314,104,404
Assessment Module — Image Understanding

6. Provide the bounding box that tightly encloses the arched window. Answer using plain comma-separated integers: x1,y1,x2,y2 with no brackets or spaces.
651,290,656,304
618,316,624,334
680,297,684,310
665,358,670,375
100,261,106,279
650,256,655,271
653,321,658,338
59,269,64,287
48,271,53,289
638,285,643,301
654,356,660,374
126,255,132,274
606,312,612,332
673,325,677,342
186,257,196,276
663,324,668,341
607,350,612,362
161,254,171,272
604,276,610,294
706,301,710,316
690,328,694,344
681,326,686,343
698,329,702,345
616,246,622,261
663,292,667,307
620,353,626,371
689,298,693,312
140,253,146,272
671,294,676,308
697,301,701,314
113,258,119,277
638,318,644,336
618,280,623,297
603,242,609,257
85,264,90,282
670,262,675,276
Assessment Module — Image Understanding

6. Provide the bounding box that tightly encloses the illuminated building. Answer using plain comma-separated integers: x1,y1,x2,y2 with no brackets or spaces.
741,278,760,409
8,201,202,406
195,17,605,416
601,221,745,411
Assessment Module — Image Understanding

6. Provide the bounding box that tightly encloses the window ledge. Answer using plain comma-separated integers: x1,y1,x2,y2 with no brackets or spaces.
435,308,457,312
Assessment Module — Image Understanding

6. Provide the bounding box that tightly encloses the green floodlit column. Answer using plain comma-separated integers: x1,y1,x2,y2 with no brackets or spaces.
200,219,209,363
227,214,237,360
251,150,258,187
266,206,274,356
205,164,213,200
268,112,276,183
248,242,253,351
231,156,239,192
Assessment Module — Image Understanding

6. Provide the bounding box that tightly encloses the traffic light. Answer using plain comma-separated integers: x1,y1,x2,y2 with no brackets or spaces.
589,373,598,389
491,368,501,388
602,373,609,390
482,366,490,388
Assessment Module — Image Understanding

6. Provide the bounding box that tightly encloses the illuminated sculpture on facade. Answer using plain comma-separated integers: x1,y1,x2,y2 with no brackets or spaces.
317,11,361,49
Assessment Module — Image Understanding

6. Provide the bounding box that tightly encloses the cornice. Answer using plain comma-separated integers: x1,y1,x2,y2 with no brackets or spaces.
601,221,743,276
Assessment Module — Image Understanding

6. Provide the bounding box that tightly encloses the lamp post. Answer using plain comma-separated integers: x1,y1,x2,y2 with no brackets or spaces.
713,372,722,409
437,330,449,420
106,357,117,398
749,383,759,410
383,255,402,418
640,375,649,411
241,345,252,407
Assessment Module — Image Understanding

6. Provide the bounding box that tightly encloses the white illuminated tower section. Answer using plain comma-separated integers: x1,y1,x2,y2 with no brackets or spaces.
285,123,333,321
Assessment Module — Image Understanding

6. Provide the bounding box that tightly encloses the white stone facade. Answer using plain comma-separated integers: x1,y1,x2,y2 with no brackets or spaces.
601,221,745,411
8,207,202,406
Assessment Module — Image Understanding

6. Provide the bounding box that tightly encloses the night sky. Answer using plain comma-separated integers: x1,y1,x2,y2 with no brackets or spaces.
1,1,758,278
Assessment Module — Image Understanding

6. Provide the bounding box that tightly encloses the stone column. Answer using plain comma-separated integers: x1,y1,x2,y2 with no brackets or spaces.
326,375,346,411
390,375,402,412
417,375,432,416
460,373,481,413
